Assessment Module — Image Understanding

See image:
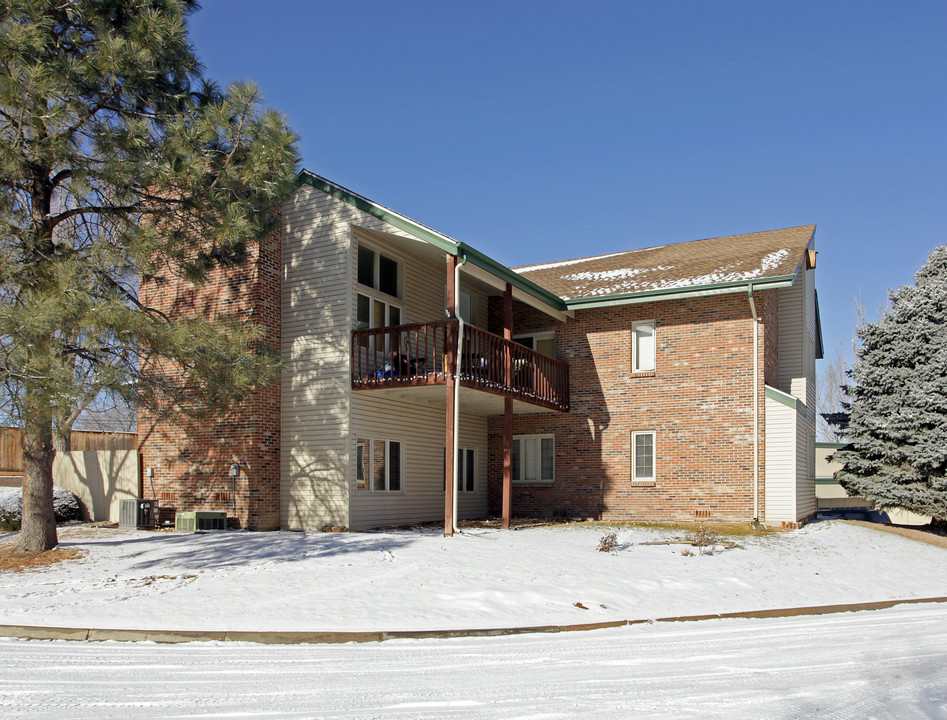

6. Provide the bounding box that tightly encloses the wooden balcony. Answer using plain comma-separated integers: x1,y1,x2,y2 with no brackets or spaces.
352,320,569,412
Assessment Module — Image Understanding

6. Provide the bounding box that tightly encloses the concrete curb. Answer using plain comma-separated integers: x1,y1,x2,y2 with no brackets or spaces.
2,595,946,646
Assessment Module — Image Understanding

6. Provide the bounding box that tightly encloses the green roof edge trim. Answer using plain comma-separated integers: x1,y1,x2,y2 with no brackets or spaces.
297,171,458,255
765,385,798,410
297,171,568,313
816,442,845,449
563,275,797,309
458,243,568,311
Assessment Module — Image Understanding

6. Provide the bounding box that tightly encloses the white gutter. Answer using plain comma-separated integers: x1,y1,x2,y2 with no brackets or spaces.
747,283,760,522
451,252,468,535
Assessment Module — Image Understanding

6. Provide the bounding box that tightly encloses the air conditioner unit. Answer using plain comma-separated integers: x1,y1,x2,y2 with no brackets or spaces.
174,511,227,533
119,498,159,529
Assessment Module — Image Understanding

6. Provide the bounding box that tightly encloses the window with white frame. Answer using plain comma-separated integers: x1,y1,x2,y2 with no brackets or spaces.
632,320,655,373
356,437,402,492
514,331,556,358
512,434,555,484
357,244,401,298
631,431,655,483
442,447,476,492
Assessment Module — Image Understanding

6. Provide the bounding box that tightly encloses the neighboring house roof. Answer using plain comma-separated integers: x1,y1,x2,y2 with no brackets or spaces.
514,225,816,308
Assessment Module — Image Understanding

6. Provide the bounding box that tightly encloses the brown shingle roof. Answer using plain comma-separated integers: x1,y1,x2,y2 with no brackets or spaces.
513,225,815,302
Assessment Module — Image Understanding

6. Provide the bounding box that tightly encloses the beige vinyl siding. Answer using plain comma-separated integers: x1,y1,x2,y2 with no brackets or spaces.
352,227,445,325
53,449,138,522
764,387,797,524
349,394,488,530
281,184,353,530
777,279,806,402
796,413,816,519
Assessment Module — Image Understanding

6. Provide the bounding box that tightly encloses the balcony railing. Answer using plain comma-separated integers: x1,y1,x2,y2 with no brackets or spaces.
352,319,569,412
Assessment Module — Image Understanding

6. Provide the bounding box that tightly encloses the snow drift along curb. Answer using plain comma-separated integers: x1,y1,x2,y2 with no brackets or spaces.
4,595,946,645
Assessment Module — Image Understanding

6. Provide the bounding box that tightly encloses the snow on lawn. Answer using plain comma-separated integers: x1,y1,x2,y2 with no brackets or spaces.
0,520,944,633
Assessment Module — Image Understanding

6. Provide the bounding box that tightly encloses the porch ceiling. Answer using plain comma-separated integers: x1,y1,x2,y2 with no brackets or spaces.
354,384,560,416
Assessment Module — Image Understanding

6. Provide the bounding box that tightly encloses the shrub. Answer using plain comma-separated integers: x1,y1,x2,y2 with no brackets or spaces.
597,531,619,552
0,487,80,531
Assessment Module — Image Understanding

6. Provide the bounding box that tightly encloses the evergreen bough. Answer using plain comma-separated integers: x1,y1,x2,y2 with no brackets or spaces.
832,246,947,523
0,0,299,554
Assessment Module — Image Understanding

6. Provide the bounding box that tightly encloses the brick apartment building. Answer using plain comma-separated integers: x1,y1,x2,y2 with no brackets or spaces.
140,171,821,532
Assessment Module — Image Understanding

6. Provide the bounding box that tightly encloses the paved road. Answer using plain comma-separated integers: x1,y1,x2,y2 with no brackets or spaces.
1,604,945,719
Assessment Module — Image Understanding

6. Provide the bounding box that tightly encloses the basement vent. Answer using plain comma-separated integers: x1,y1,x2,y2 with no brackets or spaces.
174,511,227,533
694,510,711,519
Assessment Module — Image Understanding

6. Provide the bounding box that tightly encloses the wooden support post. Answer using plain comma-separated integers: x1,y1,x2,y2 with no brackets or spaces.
444,255,458,537
502,282,513,530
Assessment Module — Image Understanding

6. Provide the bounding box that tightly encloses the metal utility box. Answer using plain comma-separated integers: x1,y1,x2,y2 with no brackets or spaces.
174,511,227,533
119,498,159,529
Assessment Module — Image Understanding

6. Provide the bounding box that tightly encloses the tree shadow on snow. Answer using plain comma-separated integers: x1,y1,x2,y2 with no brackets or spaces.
59,530,421,571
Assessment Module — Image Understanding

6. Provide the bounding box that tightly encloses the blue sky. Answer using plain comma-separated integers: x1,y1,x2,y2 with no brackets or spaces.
189,0,946,369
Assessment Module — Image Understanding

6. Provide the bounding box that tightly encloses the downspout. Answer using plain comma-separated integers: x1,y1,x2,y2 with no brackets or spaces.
452,251,468,534
747,283,760,522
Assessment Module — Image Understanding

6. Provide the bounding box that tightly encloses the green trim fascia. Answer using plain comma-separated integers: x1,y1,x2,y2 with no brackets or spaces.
296,171,568,314
816,442,845,449
765,385,798,410
458,243,568,312
563,275,797,310
297,171,459,255
815,478,840,485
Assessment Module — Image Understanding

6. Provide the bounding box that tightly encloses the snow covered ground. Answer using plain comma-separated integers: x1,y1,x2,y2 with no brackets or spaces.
0,520,945,718
0,520,944,632
1,604,946,719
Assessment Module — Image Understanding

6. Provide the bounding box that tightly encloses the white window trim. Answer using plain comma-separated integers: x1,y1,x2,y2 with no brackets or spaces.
632,320,656,373
631,430,656,484
513,331,556,359
356,292,403,330
356,242,402,299
355,437,404,494
512,434,555,485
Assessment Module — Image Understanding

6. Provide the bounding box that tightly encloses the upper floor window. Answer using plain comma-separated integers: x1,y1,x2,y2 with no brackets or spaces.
632,320,655,373
514,331,556,359
357,244,401,298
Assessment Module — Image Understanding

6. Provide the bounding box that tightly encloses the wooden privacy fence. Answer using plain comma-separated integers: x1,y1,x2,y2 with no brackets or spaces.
0,428,138,474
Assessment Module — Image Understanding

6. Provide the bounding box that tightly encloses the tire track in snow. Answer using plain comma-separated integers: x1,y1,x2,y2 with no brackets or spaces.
0,604,944,719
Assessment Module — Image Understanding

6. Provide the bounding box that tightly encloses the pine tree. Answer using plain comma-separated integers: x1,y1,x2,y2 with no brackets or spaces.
832,246,947,523
0,0,299,554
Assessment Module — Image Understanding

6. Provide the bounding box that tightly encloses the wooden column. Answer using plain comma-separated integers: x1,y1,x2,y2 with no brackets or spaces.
444,255,458,537
501,282,514,529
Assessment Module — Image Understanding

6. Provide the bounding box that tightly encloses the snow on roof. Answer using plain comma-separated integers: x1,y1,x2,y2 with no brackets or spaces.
513,226,815,301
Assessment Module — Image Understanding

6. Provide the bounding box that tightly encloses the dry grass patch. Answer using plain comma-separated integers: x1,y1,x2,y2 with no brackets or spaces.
0,546,86,573
556,520,782,538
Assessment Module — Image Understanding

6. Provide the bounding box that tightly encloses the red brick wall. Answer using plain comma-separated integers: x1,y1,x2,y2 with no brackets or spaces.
138,227,281,530
487,292,772,523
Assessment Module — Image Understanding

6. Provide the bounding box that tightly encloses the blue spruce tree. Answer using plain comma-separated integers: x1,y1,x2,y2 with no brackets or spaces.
832,246,947,524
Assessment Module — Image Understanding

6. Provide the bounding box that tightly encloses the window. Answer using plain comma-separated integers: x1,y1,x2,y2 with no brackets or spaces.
459,291,476,325
632,431,655,483
632,320,655,373
443,447,476,492
512,434,554,484
357,244,401,298
514,331,555,358
356,294,401,331
356,437,402,492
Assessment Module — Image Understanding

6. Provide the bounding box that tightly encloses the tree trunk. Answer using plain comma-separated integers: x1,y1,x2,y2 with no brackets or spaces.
15,411,58,555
